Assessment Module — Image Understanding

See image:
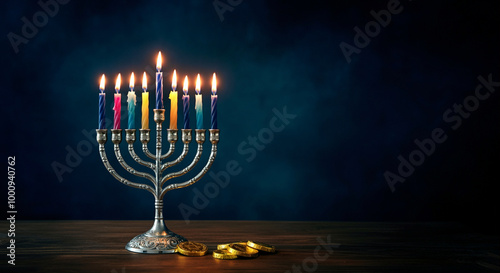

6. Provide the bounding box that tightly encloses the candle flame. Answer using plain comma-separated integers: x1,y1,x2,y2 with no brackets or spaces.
212,73,217,95
183,76,188,94
156,51,162,71
115,73,121,93
172,69,177,91
142,72,147,91
130,72,135,90
99,74,105,92
195,74,201,94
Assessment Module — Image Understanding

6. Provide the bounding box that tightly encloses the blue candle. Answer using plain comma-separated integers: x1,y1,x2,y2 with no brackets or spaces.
211,73,218,129
195,74,203,129
155,51,163,109
127,72,137,129
98,74,106,129
182,76,190,129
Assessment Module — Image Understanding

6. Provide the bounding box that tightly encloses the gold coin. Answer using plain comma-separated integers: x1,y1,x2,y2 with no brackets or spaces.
176,241,208,256
227,243,259,258
217,241,247,250
212,249,238,260
247,241,276,253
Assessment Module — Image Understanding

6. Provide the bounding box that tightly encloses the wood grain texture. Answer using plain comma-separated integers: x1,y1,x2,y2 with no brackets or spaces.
0,221,498,272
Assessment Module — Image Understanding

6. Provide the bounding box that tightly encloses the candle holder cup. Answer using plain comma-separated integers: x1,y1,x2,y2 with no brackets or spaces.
96,109,219,254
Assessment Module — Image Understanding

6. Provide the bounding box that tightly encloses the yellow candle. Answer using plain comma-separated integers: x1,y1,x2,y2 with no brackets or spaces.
169,70,178,129
141,72,149,129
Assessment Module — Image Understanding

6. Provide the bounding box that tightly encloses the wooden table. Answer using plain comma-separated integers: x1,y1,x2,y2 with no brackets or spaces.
1,221,498,272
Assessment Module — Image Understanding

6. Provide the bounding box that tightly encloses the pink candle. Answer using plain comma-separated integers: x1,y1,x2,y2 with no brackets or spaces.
113,73,122,129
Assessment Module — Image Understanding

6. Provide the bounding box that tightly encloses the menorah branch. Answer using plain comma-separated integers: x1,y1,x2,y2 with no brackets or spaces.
160,129,205,186
126,129,155,170
112,130,155,183
128,144,155,169
160,129,219,199
96,129,155,197
160,129,192,172
140,129,156,160
160,130,177,160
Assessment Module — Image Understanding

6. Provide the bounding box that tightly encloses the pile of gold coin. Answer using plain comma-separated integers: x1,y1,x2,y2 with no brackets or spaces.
175,241,276,260
213,240,276,260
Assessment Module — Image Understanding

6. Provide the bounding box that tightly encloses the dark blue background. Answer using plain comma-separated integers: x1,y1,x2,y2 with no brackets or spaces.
2,0,499,230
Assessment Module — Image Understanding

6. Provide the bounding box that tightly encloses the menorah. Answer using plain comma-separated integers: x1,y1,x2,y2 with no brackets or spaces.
96,109,219,254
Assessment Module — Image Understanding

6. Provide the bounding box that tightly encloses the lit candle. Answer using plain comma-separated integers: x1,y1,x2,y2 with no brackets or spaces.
182,75,190,129
98,74,106,129
127,72,137,129
195,74,203,129
113,73,122,130
141,72,149,129
211,73,218,129
155,51,163,109
169,69,178,129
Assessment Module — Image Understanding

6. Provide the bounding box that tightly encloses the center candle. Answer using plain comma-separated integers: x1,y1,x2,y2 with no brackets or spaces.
169,69,178,129
155,51,163,109
113,73,122,130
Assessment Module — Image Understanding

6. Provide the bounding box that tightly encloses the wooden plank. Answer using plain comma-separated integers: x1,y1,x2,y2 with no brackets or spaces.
0,221,498,272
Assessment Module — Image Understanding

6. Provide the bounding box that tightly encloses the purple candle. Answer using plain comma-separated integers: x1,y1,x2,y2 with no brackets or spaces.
211,73,218,129
98,74,106,129
155,51,163,109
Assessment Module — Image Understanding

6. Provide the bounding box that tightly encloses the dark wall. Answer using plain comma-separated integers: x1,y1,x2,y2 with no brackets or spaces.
2,0,499,229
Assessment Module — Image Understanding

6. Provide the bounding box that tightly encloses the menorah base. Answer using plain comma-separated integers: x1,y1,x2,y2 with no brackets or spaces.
125,225,187,254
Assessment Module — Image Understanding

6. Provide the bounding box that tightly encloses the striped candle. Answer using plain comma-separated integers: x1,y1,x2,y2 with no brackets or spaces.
195,74,203,129
169,70,178,129
211,73,218,129
141,72,149,129
113,73,121,130
155,51,163,109
127,73,136,129
98,74,106,129
182,76,190,129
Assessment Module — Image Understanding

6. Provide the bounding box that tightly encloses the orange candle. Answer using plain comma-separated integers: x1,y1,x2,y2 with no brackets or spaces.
169,69,178,129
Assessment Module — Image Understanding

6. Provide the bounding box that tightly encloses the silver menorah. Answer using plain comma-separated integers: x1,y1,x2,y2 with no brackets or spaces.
96,109,219,254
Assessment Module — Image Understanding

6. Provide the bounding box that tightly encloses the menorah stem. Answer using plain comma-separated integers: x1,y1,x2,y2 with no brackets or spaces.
154,110,165,199
148,199,167,236
126,195,187,253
